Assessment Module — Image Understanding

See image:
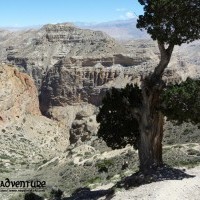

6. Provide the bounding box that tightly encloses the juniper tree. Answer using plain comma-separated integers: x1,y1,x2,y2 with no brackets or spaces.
98,1,200,171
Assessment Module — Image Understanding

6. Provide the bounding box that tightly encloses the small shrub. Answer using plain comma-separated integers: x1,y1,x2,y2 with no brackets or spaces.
50,188,63,200
187,149,200,156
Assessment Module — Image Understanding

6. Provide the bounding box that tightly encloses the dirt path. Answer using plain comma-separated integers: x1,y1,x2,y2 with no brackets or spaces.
112,166,200,200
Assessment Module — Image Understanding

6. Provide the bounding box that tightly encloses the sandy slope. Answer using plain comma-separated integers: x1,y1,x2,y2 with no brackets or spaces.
112,166,200,200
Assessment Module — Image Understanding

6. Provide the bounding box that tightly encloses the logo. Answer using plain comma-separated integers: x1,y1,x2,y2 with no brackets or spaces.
0,178,46,192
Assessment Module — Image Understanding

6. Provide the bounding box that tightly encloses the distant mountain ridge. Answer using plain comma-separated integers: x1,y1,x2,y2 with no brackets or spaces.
79,19,150,40
0,19,149,40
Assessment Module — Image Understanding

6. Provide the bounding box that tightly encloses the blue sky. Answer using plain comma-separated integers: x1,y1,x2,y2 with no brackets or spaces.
0,0,143,27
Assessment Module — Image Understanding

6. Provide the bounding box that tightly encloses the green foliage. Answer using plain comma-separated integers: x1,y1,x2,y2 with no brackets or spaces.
137,0,200,45
95,159,114,172
161,78,200,124
87,177,101,184
96,84,141,149
24,192,43,200
50,188,63,200
97,79,200,150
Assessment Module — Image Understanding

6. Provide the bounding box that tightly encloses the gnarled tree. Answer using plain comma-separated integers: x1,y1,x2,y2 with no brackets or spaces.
98,1,200,171
136,0,200,171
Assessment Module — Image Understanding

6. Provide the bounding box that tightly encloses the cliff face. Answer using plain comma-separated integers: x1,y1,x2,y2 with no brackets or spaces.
0,64,40,126
39,53,152,114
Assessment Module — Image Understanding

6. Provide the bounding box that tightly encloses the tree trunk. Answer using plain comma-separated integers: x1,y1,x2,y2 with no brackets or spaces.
137,40,174,172
138,86,164,171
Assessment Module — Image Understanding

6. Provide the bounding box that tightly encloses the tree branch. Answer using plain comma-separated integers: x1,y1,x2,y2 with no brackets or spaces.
152,40,174,80
157,41,166,60
166,43,174,57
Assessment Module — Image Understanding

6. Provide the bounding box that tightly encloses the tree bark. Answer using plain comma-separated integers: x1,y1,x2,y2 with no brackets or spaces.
138,40,174,172
138,85,164,171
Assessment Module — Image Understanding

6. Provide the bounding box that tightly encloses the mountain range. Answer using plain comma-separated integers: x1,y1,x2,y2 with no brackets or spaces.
0,19,149,40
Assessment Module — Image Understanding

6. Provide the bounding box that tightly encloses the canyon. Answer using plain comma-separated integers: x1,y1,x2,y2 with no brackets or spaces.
0,22,200,199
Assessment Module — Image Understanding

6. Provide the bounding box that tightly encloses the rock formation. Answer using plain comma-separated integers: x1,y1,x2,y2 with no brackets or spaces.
0,64,40,127
39,55,149,113
69,107,99,146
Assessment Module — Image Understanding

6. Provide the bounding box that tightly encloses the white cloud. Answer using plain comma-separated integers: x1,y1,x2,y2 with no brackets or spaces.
125,12,135,19
119,11,137,20
116,8,126,12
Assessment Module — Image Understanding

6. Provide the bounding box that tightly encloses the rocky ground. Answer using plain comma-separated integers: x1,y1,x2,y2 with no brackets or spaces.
108,165,200,200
